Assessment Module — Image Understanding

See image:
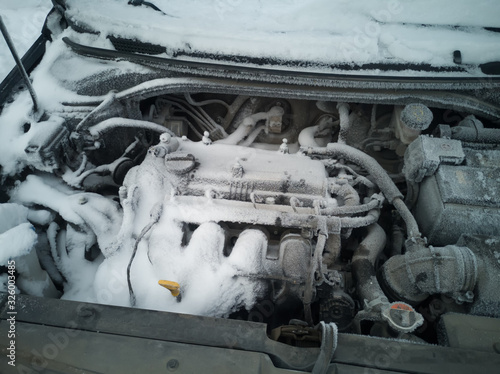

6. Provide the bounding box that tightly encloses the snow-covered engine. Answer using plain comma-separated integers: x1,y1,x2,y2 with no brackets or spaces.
2,87,498,340
111,131,383,322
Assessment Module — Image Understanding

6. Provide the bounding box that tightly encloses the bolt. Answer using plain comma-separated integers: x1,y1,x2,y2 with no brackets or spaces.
202,131,212,145
78,196,88,205
279,138,289,154
160,133,171,143
441,143,451,151
166,359,179,371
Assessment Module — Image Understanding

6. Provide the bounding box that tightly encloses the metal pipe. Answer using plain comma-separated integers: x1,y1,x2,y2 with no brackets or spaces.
75,91,117,131
451,125,500,143
0,15,40,114
336,103,350,144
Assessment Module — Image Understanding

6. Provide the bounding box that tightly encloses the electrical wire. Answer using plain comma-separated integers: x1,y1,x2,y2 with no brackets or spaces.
127,204,162,307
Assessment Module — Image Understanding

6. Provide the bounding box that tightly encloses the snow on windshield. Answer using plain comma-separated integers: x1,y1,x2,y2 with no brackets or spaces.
63,0,500,71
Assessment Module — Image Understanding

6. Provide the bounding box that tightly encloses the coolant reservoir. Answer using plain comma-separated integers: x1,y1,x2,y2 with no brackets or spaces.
392,103,433,147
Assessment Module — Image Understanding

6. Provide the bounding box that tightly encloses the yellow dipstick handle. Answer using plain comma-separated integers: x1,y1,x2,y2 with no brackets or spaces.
158,280,181,297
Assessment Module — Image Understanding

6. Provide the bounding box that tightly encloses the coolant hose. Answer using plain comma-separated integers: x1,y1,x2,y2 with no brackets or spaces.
320,198,380,216
339,208,380,229
329,182,360,207
308,143,422,240
88,118,175,138
298,125,321,148
216,106,284,145
351,224,388,308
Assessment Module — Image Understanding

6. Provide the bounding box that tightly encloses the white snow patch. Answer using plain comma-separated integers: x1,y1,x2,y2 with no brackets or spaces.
0,0,52,81
0,222,37,265
61,0,500,72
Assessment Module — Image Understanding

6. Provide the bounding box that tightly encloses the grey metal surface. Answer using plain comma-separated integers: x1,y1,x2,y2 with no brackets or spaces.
0,323,303,374
438,313,500,353
435,165,500,207
403,136,465,183
414,146,500,246
457,235,500,318
2,292,500,374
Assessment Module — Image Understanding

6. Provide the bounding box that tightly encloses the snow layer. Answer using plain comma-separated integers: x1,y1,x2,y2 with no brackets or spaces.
0,0,52,81
0,222,37,265
63,0,500,70
0,0,499,319
0,203,37,264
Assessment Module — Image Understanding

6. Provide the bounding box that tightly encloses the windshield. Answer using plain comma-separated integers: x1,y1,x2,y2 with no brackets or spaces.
61,0,500,76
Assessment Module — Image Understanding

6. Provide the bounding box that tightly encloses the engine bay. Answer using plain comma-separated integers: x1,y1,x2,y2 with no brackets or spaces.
2,73,500,348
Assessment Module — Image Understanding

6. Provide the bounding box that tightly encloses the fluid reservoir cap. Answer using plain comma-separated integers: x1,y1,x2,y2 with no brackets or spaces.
381,302,424,333
164,152,196,174
400,103,433,131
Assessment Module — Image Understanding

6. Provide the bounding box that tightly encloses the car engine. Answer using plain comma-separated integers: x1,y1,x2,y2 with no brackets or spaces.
2,72,500,347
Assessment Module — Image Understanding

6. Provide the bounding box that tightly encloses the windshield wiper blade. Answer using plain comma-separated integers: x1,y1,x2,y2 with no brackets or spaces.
480,61,500,75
